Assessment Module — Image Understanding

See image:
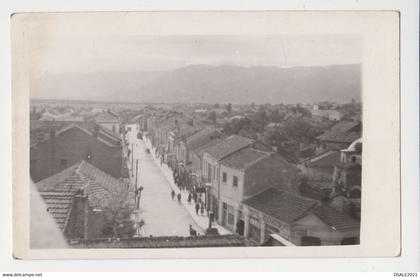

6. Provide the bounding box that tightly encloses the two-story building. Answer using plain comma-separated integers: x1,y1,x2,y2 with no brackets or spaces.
217,148,300,234
202,135,275,222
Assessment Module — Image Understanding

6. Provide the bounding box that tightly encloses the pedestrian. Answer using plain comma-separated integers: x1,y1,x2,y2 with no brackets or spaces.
200,204,205,216
189,225,197,236
193,192,197,204
187,193,192,204
171,190,175,200
195,202,200,215
177,193,181,203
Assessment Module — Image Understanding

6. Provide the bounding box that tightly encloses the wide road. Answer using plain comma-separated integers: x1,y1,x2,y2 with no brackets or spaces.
126,125,202,237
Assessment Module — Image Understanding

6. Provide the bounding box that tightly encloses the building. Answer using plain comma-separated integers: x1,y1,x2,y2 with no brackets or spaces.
177,127,223,167
311,105,343,121
242,187,360,245
316,121,362,152
332,138,362,199
202,134,275,222
30,123,127,182
94,110,121,133
217,148,300,234
35,160,131,240
189,137,225,191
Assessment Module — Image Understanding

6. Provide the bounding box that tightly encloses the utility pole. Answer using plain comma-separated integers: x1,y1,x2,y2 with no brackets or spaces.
131,143,134,178
135,159,139,190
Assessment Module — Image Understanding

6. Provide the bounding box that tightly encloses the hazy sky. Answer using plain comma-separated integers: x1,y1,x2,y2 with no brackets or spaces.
29,34,362,79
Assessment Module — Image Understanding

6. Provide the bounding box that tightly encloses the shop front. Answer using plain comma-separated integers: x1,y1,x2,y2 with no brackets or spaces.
262,214,292,242
248,215,261,243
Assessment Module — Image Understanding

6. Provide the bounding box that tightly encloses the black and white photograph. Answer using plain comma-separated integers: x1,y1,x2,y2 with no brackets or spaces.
11,11,401,259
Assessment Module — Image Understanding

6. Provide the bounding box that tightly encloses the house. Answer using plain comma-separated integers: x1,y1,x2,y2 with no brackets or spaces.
242,187,360,245
332,138,362,199
94,110,121,133
35,160,131,240
242,187,319,244
311,105,342,121
293,204,360,245
316,121,362,152
217,148,300,234
30,123,127,182
202,134,276,223
189,137,225,190
177,127,223,167
150,115,188,158
169,123,201,167
297,150,341,199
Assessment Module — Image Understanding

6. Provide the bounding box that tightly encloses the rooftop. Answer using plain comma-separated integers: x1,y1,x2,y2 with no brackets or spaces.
39,191,74,231
36,160,128,210
69,234,249,248
316,121,362,144
220,147,270,171
302,150,341,169
243,187,319,223
312,205,360,231
205,135,254,160
31,123,121,148
95,111,119,123
185,127,223,150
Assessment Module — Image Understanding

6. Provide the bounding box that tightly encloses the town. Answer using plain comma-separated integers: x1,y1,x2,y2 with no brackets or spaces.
30,99,362,248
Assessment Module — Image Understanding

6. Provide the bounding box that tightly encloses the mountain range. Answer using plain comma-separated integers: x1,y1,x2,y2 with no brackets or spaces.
31,64,361,104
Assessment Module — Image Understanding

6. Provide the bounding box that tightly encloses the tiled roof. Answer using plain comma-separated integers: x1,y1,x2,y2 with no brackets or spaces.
32,123,120,148
185,127,223,151
312,205,360,231
243,188,319,223
205,135,254,160
69,234,249,248
317,131,361,144
40,191,74,231
304,150,341,169
36,160,127,209
172,125,201,142
317,121,362,143
220,148,270,170
95,111,119,123
191,137,225,157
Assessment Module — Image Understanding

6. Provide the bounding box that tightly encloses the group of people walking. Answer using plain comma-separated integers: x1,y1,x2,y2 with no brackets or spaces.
171,190,182,203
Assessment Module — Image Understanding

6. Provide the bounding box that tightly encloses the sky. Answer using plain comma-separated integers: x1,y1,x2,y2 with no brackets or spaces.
28,34,362,79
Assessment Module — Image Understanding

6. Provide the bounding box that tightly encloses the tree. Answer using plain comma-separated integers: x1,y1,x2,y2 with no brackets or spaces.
226,103,232,114
101,185,136,238
208,111,217,126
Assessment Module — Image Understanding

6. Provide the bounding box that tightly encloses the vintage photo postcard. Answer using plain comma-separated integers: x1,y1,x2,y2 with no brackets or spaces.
12,11,400,259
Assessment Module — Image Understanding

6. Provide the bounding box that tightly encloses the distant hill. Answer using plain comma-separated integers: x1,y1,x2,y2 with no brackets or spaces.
31,64,361,104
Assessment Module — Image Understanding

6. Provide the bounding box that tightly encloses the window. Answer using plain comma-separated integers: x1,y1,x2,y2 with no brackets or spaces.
249,223,261,242
60,159,67,167
207,163,212,182
233,176,238,187
222,172,227,182
227,212,234,225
